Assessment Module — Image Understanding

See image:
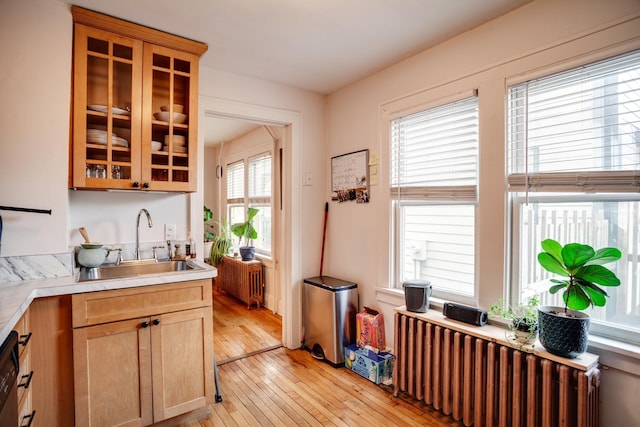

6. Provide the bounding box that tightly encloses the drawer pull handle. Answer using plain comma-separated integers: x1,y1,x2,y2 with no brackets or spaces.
19,332,32,347
18,371,34,389
141,321,149,328
152,319,160,326
20,410,36,427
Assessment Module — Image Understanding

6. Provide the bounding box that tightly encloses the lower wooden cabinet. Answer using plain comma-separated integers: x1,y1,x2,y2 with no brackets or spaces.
14,309,36,427
72,280,214,427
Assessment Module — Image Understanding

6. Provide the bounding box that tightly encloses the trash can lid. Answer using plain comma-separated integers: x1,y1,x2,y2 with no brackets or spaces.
403,280,431,288
304,276,357,291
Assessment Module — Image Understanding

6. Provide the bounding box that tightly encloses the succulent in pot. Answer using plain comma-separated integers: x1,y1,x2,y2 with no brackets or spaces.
489,293,540,350
230,207,259,261
536,238,621,358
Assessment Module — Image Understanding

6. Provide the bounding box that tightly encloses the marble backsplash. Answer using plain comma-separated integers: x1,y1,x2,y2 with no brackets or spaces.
0,240,186,284
0,253,74,283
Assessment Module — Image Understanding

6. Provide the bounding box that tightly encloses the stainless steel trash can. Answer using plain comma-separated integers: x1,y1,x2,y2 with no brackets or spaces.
303,276,358,366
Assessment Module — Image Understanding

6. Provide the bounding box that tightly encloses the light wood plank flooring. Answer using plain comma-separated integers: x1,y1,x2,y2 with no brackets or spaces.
189,287,459,426
212,286,283,364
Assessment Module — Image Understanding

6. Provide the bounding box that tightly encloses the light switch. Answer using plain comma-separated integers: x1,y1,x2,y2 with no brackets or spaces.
304,172,312,186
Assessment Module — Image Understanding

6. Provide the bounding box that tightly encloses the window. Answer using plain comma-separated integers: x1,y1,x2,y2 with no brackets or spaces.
507,49,640,343
226,153,273,255
390,94,478,298
248,153,272,253
226,160,245,230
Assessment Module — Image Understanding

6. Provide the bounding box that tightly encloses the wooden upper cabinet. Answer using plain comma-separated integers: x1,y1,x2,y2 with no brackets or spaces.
70,7,207,192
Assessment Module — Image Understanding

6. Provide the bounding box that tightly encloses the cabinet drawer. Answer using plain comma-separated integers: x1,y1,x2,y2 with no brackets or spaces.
18,389,34,427
72,280,212,327
14,311,31,358
17,349,32,406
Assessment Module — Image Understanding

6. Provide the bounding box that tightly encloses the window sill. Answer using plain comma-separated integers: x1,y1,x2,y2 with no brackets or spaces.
587,335,640,376
376,286,640,375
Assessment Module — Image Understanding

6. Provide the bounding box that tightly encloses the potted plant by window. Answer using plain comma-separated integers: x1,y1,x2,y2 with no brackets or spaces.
536,238,621,358
203,206,216,260
209,218,233,267
489,293,540,350
231,207,259,261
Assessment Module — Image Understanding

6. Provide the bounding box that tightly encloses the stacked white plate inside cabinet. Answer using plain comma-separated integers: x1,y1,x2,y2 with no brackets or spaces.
86,129,129,147
87,104,130,116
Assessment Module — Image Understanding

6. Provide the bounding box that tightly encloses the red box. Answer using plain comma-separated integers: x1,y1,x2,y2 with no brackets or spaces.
356,307,385,351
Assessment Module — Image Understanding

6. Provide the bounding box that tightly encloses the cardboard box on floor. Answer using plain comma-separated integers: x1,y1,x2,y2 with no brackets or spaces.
344,344,394,385
356,307,385,351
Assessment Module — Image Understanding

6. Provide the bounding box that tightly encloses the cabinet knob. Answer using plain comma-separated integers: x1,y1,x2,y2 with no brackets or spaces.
152,319,160,326
143,182,150,189
132,182,140,188
141,321,149,328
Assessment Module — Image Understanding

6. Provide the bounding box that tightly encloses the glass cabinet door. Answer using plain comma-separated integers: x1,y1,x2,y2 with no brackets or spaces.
143,44,198,192
73,24,142,189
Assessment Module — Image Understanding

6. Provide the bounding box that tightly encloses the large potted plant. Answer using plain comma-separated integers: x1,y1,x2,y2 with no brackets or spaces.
231,207,259,261
489,293,540,350
209,218,234,266
536,238,621,358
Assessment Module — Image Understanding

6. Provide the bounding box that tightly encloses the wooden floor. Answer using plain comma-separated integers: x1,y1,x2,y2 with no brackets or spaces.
185,287,459,426
212,286,283,364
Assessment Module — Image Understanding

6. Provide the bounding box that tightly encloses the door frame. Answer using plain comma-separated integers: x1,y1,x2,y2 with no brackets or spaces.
196,96,302,349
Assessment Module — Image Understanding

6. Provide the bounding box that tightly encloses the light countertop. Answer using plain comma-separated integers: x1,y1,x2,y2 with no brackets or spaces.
0,259,217,344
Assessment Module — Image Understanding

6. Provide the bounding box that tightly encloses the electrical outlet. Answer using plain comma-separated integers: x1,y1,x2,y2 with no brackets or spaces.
164,224,176,241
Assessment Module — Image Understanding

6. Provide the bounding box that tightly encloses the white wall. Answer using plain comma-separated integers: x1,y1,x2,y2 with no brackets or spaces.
325,0,640,424
0,0,72,256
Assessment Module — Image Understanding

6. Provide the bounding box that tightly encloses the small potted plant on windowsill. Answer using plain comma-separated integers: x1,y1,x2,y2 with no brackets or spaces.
536,238,621,358
231,207,259,261
489,293,540,350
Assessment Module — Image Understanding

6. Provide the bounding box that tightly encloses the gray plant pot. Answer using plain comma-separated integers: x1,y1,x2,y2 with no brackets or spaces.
239,246,256,261
538,306,590,358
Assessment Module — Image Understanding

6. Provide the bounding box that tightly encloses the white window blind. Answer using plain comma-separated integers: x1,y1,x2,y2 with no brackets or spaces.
391,94,479,201
226,160,245,204
248,153,272,202
389,94,478,297
507,49,640,193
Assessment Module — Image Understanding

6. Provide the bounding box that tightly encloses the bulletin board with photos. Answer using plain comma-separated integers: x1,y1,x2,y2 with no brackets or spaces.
331,149,369,203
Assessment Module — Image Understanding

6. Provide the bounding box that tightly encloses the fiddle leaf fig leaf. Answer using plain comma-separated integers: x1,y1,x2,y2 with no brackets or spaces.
538,252,568,276
588,247,622,265
579,265,621,287
582,283,608,307
561,243,594,270
564,285,591,311
549,283,566,294
541,239,563,263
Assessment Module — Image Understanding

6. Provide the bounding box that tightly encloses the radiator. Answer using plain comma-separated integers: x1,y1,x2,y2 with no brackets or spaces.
393,310,600,427
217,256,263,309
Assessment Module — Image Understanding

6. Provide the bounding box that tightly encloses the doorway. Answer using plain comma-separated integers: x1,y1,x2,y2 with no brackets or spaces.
198,96,303,351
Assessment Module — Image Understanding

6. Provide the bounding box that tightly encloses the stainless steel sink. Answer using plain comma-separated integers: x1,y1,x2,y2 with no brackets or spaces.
78,259,202,282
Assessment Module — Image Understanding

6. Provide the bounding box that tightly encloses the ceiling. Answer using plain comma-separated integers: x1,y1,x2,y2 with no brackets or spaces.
66,0,531,144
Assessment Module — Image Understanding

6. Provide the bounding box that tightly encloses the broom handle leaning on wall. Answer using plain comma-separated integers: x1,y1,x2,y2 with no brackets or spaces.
319,202,328,277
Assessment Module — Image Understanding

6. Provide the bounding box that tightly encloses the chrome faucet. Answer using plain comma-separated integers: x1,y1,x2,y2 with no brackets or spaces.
135,208,153,260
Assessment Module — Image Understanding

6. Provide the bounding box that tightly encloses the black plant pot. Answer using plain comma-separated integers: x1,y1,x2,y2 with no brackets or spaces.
239,246,256,261
538,306,590,358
